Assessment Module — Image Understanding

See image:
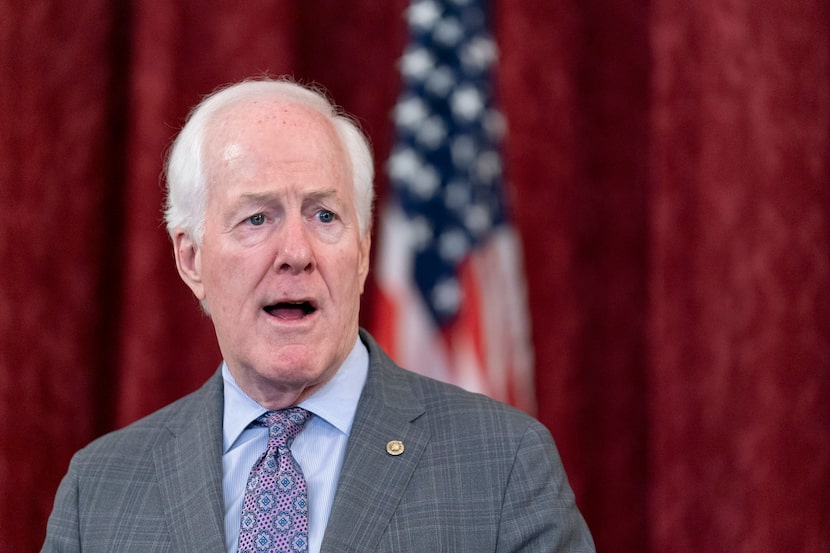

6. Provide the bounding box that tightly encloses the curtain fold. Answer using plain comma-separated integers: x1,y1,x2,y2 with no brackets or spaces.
496,2,652,550
1,1,827,551
0,1,122,540
649,1,830,550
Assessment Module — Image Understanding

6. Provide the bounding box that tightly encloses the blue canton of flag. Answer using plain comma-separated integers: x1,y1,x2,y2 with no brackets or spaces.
388,0,508,327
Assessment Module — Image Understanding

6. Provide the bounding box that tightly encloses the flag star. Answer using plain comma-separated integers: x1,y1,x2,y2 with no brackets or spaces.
460,35,498,73
415,116,448,150
450,134,477,167
465,204,492,236
444,179,470,210
433,16,463,47
409,164,441,199
431,277,463,315
401,46,435,82
407,0,442,31
438,228,470,262
451,85,485,121
475,150,502,183
424,65,456,97
393,96,430,131
408,216,434,251
388,147,421,181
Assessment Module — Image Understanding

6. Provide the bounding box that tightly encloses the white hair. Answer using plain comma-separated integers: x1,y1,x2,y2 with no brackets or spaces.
163,77,375,243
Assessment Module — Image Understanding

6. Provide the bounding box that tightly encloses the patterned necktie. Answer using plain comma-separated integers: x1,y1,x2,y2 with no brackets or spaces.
238,407,311,553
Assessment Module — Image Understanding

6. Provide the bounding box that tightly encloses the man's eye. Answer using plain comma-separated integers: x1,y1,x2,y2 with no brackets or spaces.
316,209,336,223
248,213,266,226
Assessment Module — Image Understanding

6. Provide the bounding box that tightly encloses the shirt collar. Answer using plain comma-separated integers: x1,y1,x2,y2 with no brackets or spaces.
222,336,369,453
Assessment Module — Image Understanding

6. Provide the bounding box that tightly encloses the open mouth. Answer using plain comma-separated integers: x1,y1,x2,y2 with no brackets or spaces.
263,301,317,321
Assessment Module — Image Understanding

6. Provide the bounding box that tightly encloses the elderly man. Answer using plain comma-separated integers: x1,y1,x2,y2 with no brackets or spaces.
41,78,594,553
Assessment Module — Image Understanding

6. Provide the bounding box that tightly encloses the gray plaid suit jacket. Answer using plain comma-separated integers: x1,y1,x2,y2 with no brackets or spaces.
41,330,594,552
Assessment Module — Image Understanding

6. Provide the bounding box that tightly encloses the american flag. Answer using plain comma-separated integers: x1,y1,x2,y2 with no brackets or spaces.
371,0,535,412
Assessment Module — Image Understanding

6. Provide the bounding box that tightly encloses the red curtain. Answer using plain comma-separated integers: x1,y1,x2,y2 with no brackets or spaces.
1,1,828,552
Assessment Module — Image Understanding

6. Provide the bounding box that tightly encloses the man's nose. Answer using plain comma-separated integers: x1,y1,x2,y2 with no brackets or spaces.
272,215,314,274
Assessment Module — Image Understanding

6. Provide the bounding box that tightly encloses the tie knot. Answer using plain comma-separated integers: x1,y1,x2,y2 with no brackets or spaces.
258,407,311,448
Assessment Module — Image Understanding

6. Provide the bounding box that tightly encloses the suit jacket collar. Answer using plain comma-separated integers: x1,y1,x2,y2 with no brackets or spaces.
147,330,425,553
154,370,227,553
321,329,429,553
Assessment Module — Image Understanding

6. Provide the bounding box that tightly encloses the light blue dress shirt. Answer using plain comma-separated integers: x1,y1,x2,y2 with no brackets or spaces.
221,338,368,553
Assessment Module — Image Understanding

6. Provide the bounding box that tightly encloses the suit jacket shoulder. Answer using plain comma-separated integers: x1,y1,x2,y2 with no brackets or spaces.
321,330,595,553
41,370,227,553
77,370,222,457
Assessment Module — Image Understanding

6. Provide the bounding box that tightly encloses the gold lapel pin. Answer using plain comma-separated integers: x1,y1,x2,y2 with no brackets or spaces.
386,440,405,456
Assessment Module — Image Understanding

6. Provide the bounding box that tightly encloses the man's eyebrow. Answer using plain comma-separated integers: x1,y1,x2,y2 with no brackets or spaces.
304,188,341,203
233,192,279,207
228,189,343,213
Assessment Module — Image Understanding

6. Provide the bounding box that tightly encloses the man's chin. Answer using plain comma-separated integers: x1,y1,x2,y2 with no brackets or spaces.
239,367,325,409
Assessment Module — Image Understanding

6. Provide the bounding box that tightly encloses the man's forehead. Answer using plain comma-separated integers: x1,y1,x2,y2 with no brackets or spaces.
200,96,354,204
211,96,326,134
204,97,342,163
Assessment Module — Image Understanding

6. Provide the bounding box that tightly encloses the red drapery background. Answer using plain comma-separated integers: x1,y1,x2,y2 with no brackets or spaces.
2,1,828,552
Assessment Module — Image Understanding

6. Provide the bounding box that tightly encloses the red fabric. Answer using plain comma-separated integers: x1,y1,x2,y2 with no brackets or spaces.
1,0,120,542
649,2,830,551
1,1,828,552
496,3,653,550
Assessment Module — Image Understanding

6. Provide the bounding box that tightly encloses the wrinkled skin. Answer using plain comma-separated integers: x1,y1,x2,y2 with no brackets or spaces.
173,97,371,409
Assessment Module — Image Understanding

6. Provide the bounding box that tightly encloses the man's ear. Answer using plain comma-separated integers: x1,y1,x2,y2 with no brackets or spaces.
172,229,206,301
357,231,372,294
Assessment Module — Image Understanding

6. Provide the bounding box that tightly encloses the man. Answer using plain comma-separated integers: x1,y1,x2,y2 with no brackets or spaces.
41,77,594,552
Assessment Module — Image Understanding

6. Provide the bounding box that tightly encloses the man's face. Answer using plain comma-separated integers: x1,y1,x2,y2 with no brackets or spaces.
173,98,371,409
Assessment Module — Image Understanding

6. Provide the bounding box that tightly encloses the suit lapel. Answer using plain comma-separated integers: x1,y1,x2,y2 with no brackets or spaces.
154,371,227,553
321,333,429,553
